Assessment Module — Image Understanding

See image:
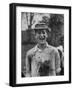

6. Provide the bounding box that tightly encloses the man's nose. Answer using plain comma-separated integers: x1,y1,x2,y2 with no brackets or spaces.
40,33,44,36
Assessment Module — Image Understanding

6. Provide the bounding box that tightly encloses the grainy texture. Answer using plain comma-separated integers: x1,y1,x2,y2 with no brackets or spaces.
21,12,64,77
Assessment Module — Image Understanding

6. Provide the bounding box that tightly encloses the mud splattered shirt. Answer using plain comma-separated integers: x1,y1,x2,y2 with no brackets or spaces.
25,43,61,77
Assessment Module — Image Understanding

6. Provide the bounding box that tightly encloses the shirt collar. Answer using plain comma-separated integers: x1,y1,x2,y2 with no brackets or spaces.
34,42,49,52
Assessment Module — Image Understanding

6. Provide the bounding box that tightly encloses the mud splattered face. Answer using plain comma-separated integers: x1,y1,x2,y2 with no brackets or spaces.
35,29,48,44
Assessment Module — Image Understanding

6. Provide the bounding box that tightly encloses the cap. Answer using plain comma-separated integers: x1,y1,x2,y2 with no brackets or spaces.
33,22,51,32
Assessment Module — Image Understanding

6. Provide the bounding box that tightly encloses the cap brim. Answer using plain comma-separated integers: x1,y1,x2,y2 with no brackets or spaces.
34,27,51,32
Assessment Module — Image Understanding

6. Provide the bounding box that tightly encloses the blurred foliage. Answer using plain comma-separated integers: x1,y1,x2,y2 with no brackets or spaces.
42,14,64,46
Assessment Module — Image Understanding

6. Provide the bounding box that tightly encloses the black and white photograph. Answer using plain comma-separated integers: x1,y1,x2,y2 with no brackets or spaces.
10,3,71,86
21,12,64,77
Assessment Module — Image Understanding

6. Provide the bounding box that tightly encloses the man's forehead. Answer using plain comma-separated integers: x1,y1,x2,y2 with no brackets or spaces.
35,29,47,33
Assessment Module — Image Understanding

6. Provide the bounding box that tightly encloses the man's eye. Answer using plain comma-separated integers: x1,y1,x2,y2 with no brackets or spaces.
36,30,45,34
42,31,45,34
40,31,45,34
37,31,41,34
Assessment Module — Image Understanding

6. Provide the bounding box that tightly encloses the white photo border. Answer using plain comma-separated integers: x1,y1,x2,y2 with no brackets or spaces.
13,4,71,86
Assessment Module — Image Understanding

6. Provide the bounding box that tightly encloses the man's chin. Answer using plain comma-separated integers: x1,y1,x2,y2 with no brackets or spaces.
39,41,46,44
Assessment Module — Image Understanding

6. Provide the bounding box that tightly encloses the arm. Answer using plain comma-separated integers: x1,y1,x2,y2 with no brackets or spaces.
25,53,31,77
61,53,64,68
55,49,61,75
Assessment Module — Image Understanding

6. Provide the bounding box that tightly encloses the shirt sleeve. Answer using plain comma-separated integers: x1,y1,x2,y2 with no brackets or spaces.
25,53,31,77
55,49,61,74
61,53,64,68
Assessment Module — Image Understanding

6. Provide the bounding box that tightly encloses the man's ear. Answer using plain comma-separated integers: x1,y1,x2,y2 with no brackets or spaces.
45,32,48,38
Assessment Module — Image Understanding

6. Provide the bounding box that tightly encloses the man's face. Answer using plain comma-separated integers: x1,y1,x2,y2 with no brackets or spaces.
35,29,48,44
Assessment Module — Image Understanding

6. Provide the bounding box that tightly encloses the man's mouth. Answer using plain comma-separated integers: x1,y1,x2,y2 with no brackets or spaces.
39,37,45,40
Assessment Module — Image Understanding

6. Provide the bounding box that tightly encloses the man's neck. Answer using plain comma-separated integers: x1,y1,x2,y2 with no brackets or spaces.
38,43,47,50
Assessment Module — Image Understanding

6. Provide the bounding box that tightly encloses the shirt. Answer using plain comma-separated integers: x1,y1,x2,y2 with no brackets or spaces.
25,43,61,77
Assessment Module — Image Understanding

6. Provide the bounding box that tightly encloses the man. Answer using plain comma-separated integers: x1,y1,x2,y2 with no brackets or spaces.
25,23,61,77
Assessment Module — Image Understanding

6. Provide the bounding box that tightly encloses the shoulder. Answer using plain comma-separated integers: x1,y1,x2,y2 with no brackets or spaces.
26,46,36,56
47,44,58,54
